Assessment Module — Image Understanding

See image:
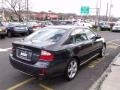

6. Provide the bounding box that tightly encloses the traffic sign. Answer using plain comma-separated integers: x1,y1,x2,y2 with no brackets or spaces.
80,6,90,15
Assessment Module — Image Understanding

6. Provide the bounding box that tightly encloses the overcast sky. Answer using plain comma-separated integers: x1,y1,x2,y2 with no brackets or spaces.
2,0,120,17
29,0,119,17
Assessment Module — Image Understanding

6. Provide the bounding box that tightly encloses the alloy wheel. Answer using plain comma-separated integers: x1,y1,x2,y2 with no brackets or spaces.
67,60,78,79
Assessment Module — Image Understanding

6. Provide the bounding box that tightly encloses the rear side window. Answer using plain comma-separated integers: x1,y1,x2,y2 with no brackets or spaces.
72,29,88,43
64,29,88,45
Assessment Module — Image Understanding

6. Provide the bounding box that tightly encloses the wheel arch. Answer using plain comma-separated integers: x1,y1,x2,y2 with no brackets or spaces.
72,56,80,67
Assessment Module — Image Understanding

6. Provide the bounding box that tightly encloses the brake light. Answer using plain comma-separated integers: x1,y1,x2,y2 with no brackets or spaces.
12,47,15,53
13,27,15,31
39,50,54,61
32,26,38,29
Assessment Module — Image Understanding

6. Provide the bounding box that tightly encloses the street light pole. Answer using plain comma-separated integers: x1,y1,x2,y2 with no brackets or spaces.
108,0,112,21
106,3,109,21
98,0,101,21
95,0,99,25
18,0,21,22
1,0,5,21
26,0,29,22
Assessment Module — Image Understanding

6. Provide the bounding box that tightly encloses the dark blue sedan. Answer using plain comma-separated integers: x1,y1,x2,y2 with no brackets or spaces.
9,25,106,81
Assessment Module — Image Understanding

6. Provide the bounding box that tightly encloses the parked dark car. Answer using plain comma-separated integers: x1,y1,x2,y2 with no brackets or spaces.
6,24,29,37
29,21,53,32
26,22,46,33
9,25,106,81
0,22,7,39
51,20,76,25
98,22,111,31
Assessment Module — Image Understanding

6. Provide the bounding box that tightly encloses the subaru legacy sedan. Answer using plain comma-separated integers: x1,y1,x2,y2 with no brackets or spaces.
9,25,106,81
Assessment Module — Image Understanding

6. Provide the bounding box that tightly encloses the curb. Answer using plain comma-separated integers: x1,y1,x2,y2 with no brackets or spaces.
89,53,120,90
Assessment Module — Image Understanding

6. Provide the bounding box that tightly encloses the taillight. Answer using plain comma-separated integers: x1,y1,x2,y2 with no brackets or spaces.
13,27,15,31
39,50,54,61
12,47,15,53
32,26,37,29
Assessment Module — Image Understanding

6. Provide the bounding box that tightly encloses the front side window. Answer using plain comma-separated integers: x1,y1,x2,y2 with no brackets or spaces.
84,29,96,40
72,29,88,43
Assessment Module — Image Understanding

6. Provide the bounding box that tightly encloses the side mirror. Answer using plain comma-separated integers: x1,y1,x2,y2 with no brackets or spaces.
95,35,101,39
91,35,101,40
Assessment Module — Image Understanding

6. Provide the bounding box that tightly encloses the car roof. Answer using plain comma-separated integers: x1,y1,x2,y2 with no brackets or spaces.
45,25,89,30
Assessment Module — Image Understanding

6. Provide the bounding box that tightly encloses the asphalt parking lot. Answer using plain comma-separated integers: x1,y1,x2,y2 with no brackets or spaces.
0,31,120,90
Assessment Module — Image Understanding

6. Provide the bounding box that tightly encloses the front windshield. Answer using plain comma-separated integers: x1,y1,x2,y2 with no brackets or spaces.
25,28,66,42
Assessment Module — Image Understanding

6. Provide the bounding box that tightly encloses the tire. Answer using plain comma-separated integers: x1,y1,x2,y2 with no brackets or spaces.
0,35,5,39
64,58,78,81
7,32,12,37
98,27,101,31
99,44,106,57
26,31,30,35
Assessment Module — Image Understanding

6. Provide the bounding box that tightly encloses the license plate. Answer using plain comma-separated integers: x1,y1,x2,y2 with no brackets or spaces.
17,49,32,61
20,50,27,57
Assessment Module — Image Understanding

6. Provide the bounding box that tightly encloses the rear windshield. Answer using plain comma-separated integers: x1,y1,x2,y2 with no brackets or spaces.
25,28,66,43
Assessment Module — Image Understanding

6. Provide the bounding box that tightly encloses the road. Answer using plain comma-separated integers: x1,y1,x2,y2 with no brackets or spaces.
0,31,120,90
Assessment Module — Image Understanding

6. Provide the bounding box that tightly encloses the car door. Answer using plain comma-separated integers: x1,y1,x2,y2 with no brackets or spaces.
84,29,102,55
64,28,94,64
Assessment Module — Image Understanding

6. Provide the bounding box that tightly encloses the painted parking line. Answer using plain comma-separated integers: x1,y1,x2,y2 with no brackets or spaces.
107,44,118,49
107,40,120,49
88,53,109,68
110,42,120,47
0,48,11,52
39,84,54,90
106,39,120,45
6,78,35,90
105,53,110,56
88,59,102,68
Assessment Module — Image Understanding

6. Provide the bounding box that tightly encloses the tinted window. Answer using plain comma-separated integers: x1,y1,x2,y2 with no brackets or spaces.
72,29,88,43
64,36,74,44
84,29,96,39
25,28,66,43
0,22,3,26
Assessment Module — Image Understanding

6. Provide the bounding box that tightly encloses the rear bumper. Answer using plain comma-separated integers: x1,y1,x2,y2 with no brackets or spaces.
112,29,120,32
101,27,110,29
0,32,7,35
9,54,66,78
9,54,50,77
13,31,28,34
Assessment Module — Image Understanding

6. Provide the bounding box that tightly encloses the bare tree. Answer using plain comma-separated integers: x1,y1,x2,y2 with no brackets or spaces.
4,0,26,21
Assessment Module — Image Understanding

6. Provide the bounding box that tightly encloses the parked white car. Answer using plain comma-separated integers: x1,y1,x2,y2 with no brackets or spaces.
112,23,120,32
74,21,93,28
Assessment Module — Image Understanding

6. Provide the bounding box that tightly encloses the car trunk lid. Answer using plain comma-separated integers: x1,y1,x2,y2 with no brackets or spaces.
12,40,55,64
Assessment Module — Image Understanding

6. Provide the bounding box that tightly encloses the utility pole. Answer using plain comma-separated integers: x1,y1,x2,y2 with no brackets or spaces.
1,0,5,21
106,3,109,21
26,0,29,22
18,0,21,22
108,0,113,21
98,0,101,21
95,0,99,26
